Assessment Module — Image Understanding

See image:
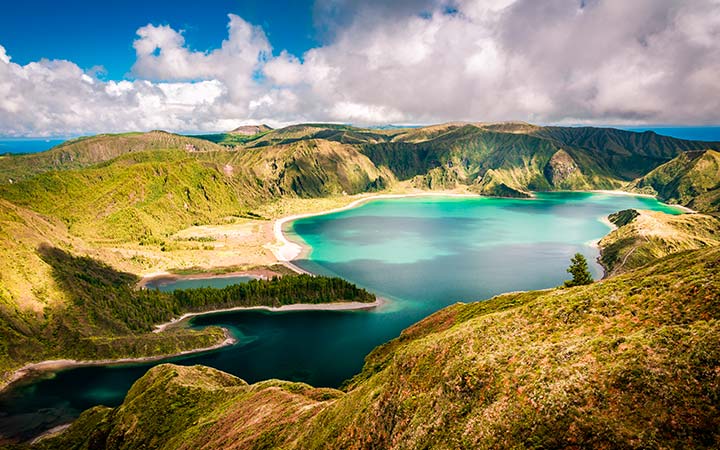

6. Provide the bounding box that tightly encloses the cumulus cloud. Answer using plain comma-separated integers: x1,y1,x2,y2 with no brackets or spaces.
0,1,719,136
284,0,720,125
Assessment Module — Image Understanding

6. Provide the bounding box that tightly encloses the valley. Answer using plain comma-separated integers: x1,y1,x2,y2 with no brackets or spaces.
0,123,718,447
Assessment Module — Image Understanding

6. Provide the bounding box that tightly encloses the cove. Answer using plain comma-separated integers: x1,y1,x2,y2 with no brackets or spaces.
0,192,683,441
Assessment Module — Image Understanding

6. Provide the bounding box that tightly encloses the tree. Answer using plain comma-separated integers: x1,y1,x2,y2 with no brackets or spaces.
564,253,594,287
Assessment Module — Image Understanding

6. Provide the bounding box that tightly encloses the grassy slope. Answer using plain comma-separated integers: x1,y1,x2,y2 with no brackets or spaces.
2,124,712,243
629,150,720,214
35,246,720,449
599,209,720,276
0,132,225,182
534,126,720,179
0,150,265,242
0,138,395,242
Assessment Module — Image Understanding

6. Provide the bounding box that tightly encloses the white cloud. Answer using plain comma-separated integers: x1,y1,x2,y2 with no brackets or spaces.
0,1,719,136
0,45,10,64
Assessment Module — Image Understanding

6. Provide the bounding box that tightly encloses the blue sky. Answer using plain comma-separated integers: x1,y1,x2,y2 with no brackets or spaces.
0,0,318,80
0,0,719,136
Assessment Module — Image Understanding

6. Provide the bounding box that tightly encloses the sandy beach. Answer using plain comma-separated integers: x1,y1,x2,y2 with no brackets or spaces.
588,189,696,213
588,189,656,198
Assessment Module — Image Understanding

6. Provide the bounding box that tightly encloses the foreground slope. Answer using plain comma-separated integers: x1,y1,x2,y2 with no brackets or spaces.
37,246,720,449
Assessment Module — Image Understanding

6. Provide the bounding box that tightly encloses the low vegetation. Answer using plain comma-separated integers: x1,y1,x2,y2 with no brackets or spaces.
33,246,720,449
0,122,717,448
599,209,720,276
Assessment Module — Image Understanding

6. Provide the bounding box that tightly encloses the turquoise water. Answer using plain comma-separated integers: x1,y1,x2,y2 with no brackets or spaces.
144,275,256,292
0,193,682,441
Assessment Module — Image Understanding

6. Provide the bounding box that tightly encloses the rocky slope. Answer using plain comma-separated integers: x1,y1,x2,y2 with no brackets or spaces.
34,246,720,449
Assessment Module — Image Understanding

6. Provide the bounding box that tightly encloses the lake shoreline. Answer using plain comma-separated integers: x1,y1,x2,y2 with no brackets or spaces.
271,189,680,263
2,295,385,393
153,297,386,333
2,329,237,394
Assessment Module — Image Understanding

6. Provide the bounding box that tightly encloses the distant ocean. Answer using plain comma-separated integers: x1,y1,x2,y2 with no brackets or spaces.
622,127,720,142
0,139,66,154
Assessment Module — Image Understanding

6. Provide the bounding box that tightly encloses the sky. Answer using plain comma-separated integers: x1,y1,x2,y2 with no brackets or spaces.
0,0,719,137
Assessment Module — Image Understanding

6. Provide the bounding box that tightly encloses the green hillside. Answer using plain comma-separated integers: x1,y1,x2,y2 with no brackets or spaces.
3,124,716,238
0,131,225,182
34,246,720,449
0,244,227,384
599,209,720,276
533,126,720,178
0,137,395,242
630,150,720,213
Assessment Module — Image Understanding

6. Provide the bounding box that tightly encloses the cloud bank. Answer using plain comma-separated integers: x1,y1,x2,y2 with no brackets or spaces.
1,0,719,136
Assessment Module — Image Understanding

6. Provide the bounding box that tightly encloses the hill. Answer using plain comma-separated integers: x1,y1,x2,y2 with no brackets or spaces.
0,138,393,242
0,131,224,182
34,246,720,449
629,149,720,214
229,124,273,135
598,209,720,276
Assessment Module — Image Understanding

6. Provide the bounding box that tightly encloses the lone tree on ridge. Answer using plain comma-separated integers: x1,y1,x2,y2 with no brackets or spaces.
564,253,594,287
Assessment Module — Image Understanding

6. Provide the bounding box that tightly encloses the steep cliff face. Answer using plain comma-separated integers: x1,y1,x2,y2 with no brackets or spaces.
543,149,581,187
